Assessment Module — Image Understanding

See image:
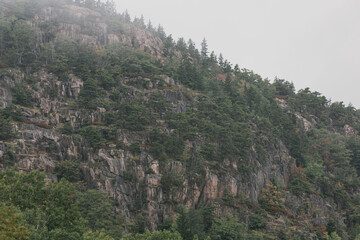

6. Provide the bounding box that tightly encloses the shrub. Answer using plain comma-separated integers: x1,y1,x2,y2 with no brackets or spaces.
210,215,247,240
259,182,285,211
12,83,31,107
129,142,141,155
44,86,58,99
78,79,99,110
102,127,117,141
116,103,151,131
145,168,155,175
0,114,14,141
160,170,182,195
288,167,312,196
249,215,266,230
79,126,103,149
0,105,23,121
61,122,73,135
116,141,124,150
0,205,30,240
55,160,81,182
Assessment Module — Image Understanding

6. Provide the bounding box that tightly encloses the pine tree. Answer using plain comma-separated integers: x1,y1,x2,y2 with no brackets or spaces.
157,25,166,40
218,53,224,67
0,115,14,141
124,10,131,22
104,0,116,15
140,15,145,28
209,51,217,63
147,20,154,32
201,38,208,59
188,39,196,56
176,38,187,53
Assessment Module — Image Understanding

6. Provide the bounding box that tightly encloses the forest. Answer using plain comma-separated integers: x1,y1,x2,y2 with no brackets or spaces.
1,0,360,239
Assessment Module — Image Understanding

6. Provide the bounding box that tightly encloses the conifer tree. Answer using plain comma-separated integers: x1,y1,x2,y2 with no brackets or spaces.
124,10,131,22
157,25,166,40
201,38,208,59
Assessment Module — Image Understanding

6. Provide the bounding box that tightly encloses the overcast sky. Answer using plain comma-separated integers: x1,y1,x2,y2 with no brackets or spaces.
114,0,360,108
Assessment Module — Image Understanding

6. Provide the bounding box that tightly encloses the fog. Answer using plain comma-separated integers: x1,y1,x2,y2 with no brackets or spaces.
114,0,360,107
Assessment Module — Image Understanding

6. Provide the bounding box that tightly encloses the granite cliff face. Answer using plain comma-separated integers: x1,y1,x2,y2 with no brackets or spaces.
0,67,288,205
1,1,359,239
0,67,341,235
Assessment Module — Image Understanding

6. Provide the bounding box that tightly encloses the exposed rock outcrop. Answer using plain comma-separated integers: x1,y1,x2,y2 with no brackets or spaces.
32,4,165,60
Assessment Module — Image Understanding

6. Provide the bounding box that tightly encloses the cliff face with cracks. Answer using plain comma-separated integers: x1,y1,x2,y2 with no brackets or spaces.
0,1,357,239
0,66,340,234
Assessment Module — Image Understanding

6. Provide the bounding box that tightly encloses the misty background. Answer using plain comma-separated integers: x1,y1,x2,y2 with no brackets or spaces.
114,0,360,107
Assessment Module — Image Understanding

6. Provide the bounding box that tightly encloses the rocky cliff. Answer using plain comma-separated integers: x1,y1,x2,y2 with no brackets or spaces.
0,66,296,228
1,0,359,239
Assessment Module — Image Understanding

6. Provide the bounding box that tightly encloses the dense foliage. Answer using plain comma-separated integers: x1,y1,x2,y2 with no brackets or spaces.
1,0,360,239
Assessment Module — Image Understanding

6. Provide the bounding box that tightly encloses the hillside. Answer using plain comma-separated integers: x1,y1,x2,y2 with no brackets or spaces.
1,0,360,239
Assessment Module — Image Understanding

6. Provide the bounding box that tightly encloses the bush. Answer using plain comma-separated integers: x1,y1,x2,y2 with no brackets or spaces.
0,106,22,140
12,83,31,107
0,105,23,121
79,126,103,149
61,122,73,135
210,215,247,240
249,215,266,230
78,79,99,110
83,230,114,240
0,205,30,240
55,160,81,182
0,114,14,141
102,127,117,141
1,150,16,167
160,170,182,195
44,86,58,99
129,142,141,155
259,182,285,211
145,168,155,175
116,141,124,150
288,167,312,196
124,229,182,240
116,103,151,131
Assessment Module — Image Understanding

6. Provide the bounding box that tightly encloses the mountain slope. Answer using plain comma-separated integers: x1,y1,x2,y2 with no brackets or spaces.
1,0,360,239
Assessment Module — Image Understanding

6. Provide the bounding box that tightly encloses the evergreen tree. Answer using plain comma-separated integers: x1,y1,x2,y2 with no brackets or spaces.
157,25,166,40
209,51,217,64
177,56,204,90
176,38,187,53
0,114,14,141
104,0,116,15
164,34,175,57
79,78,99,109
187,39,198,59
200,38,208,59
77,190,123,238
124,10,131,22
218,53,224,67
147,20,154,32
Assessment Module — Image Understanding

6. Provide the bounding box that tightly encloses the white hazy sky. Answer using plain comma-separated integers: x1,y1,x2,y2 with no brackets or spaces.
114,0,360,108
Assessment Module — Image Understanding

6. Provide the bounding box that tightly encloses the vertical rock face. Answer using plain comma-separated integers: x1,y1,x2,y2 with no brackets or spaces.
0,67,339,234
80,136,296,229
0,69,23,107
0,67,297,229
0,83,12,108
